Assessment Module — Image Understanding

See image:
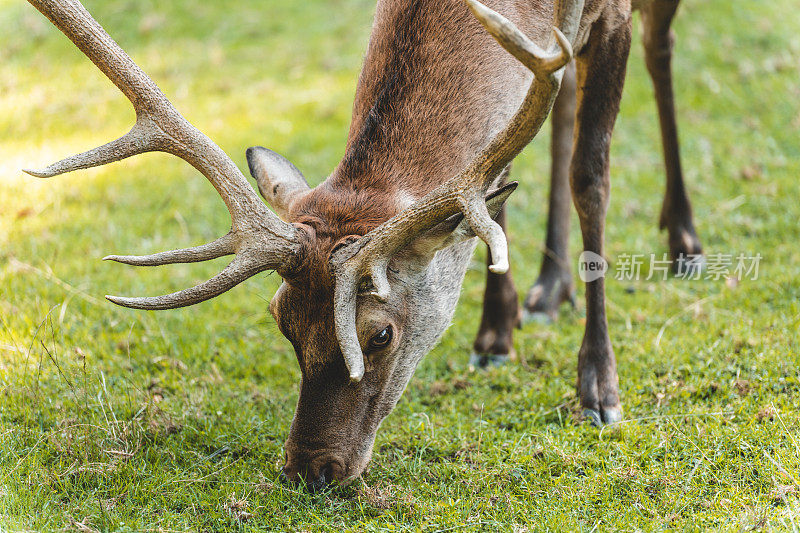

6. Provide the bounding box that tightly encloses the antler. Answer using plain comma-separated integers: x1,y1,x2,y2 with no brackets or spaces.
25,0,302,309
331,0,585,382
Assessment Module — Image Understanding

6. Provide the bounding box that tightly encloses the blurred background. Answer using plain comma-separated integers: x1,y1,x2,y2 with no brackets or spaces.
1,0,799,529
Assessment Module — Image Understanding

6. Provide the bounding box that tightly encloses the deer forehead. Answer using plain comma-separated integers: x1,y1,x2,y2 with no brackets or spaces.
271,273,411,374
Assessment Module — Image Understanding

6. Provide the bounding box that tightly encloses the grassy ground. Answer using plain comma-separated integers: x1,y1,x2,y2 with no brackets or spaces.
2,0,799,530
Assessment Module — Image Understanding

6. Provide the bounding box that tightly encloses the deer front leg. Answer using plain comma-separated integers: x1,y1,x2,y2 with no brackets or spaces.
472,196,521,368
641,0,702,274
571,12,631,426
523,61,577,324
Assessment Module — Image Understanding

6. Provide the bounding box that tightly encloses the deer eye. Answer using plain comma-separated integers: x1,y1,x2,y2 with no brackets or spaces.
368,326,393,350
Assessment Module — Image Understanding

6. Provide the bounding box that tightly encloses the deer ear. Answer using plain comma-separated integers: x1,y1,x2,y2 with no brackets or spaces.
401,181,518,264
246,146,310,217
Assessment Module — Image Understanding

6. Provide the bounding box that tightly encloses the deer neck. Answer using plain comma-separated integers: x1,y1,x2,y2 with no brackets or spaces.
325,0,542,202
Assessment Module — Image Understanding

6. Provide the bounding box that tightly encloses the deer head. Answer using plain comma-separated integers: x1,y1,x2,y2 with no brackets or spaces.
26,0,580,489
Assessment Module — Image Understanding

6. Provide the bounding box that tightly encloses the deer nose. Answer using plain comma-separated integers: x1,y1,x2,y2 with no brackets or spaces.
309,465,331,492
281,462,335,492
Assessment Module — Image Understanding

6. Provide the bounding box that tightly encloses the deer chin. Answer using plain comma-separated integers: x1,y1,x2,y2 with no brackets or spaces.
280,372,383,489
282,430,377,489
278,344,414,490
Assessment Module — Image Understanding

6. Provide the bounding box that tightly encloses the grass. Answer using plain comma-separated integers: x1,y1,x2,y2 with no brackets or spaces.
1,0,799,530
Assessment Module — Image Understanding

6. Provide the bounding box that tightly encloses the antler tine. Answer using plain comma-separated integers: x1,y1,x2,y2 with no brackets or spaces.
463,0,572,80
332,0,584,382
22,121,158,178
461,0,575,182
26,0,303,310
103,233,236,266
105,253,269,310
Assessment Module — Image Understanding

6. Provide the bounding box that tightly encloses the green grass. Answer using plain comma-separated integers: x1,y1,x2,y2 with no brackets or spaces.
2,0,800,530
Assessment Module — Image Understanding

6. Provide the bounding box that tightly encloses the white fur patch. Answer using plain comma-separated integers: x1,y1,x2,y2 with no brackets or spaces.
395,190,417,211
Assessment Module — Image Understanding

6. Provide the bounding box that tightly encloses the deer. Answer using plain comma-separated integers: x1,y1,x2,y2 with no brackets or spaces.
24,0,701,489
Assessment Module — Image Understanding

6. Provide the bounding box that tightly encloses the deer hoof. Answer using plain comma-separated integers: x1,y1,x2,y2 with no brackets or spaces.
668,224,704,277
582,406,623,427
521,309,554,325
601,406,623,425
469,351,512,369
582,408,603,427
522,276,575,325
